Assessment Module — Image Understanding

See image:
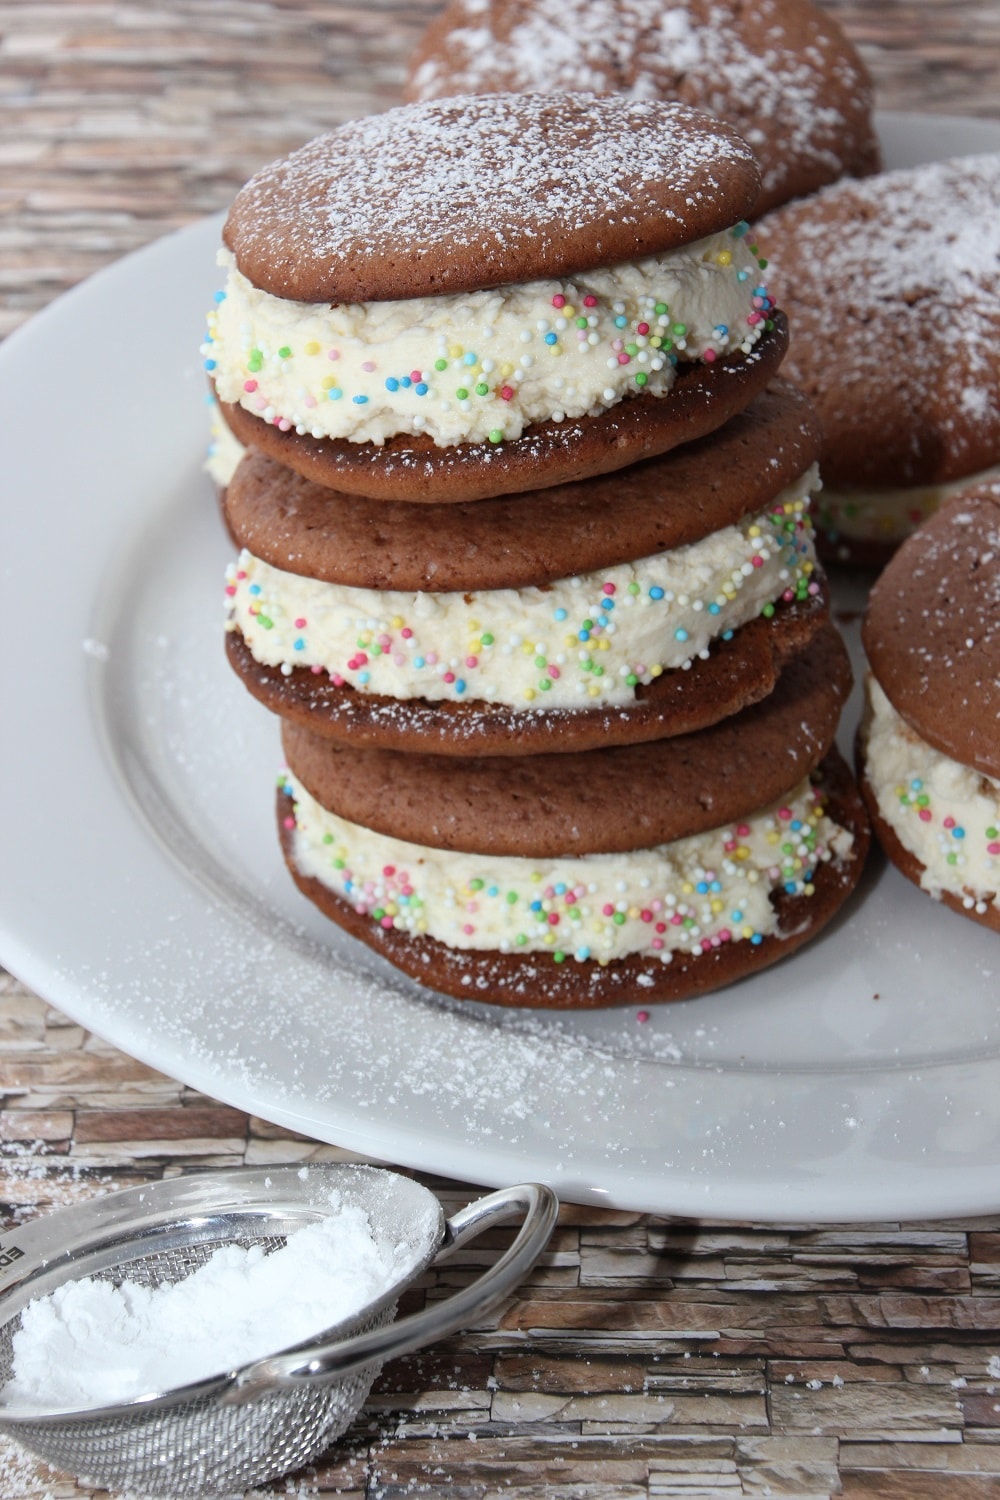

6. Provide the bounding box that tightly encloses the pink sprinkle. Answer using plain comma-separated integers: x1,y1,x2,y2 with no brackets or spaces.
719,929,732,943
243,379,258,393
466,655,478,668
277,417,291,431
636,322,649,335
294,617,307,629
655,922,666,934
225,584,236,597
988,842,1000,855
636,1009,650,1022
737,823,751,837
778,808,792,821
919,808,933,822
328,349,340,361
724,839,737,852
703,348,716,362
443,671,456,683
751,555,763,568
564,890,575,905
548,665,560,679
255,398,267,411
410,369,422,383
651,938,664,950
640,909,653,923
383,864,395,877
355,652,368,666
361,360,376,373
393,653,405,666
500,385,514,401
808,581,821,595
401,627,413,639
617,352,630,365
282,816,295,830
670,913,683,926
602,903,615,917
551,294,566,308
462,923,475,935
310,664,323,674
467,901,478,913
611,338,624,351
602,581,616,595
583,295,598,307
425,652,438,666
747,311,762,326
236,570,247,580
943,816,956,829
378,633,391,648
304,395,316,409
547,913,560,926
331,673,344,686
380,916,395,930
543,886,555,900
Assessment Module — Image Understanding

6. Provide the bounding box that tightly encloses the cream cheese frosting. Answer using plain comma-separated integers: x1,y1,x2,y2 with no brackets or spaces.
203,224,773,448
205,403,246,488
225,470,819,710
282,769,853,964
818,464,1000,547
862,677,1000,916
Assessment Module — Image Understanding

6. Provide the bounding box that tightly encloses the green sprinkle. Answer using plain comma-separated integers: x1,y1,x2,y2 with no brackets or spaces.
534,655,547,669
655,302,668,314
481,632,494,646
506,891,518,904
257,614,273,630
761,602,775,618
576,316,588,328
515,933,527,946
539,677,552,691
469,878,484,892
475,381,489,396
625,673,638,686
634,371,648,387
278,345,292,359
434,358,448,371
613,911,626,926
322,833,333,845
553,951,566,964
628,581,640,595
455,386,469,400
333,857,345,870
488,429,503,444
672,322,687,336
625,342,639,356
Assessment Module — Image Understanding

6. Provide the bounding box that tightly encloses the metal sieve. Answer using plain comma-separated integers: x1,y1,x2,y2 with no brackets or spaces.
0,1163,557,1497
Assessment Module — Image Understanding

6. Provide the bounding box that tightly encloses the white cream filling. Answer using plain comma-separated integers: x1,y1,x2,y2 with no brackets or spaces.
226,470,819,711
203,226,772,448
283,770,853,964
863,677,1000,914
818,464,1000,546
205,405,246,488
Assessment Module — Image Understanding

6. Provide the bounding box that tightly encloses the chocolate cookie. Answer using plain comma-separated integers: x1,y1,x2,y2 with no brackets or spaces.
857,484,1000,930
205,92,783,501
758,154,1000,559
276,739,869,1010
224,383,829,755
223,381,820,591
280,623,851,856
404,0,879,216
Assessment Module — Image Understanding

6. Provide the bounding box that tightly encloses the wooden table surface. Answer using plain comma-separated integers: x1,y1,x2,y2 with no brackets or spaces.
2,4,1000,1496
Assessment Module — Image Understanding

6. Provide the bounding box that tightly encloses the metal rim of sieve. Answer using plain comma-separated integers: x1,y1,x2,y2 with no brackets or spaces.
0,1163,557,1483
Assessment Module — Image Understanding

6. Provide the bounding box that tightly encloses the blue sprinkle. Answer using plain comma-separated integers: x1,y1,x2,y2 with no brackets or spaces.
353,394,368,405
754,285,768,297
463,352,477,366
649,585,664,600
732,221,749,238
385,377,399,392
413,656,425,669
732,909,743,922
554,607,567,621
674,628,689,642
714,324,729,337
910,778,923,790
708,602,721,615
213,289,227,302
576,947,591,961
455,679,466,693
710,880,721,893
721,630,734,641
751,933,763,945
578,629,590,641
203,358,216,371
248,583,261,596
603,597,615,611
415,382,428,395
737,270,750,282
487,885,499,898
400,375,412,388
358,671,370,684
597,614,609,628
328,387,342,400
791,819,802,832
696,881,709,895
530,900,542,913
784,881,797,895
953,827,966,839
544,332,558,345
293,638,305,651
555,883,567,895
614,315,628,329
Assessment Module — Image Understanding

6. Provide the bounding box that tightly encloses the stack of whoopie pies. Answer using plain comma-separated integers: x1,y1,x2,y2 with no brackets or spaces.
206,91,870,1009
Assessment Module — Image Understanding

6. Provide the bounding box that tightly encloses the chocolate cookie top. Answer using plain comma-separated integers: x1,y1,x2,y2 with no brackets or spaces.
280,623,851,856
404,0,878,216
223,92,760,303
224,381,820,591
862,482,1000,780
759,154,1000,488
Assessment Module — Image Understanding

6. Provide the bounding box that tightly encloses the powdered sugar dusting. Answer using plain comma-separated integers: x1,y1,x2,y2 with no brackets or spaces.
760,154,1000,486
224,92,758,300
406,0,877,211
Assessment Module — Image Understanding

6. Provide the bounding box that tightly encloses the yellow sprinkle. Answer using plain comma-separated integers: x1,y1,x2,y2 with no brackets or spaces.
735,846,751,861
766,830,780,846
742,925,754,940
710,899,724,915
627,906,641,921
649,664,663,678
449,344,464,359
304,340,321,356
320,375,337,390
390,615,404,629
804,883,815,896
587,684,602,697
681,882,694,896
716,249,733,266
522,641,534,654
748,525,761,538
598,637,610,651
524,687,536,701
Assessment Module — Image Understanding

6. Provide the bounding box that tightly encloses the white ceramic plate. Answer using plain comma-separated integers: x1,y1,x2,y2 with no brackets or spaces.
2,114,999,1223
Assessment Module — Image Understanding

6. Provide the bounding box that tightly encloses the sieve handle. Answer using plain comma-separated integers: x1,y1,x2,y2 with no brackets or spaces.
228,1181,558,1397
